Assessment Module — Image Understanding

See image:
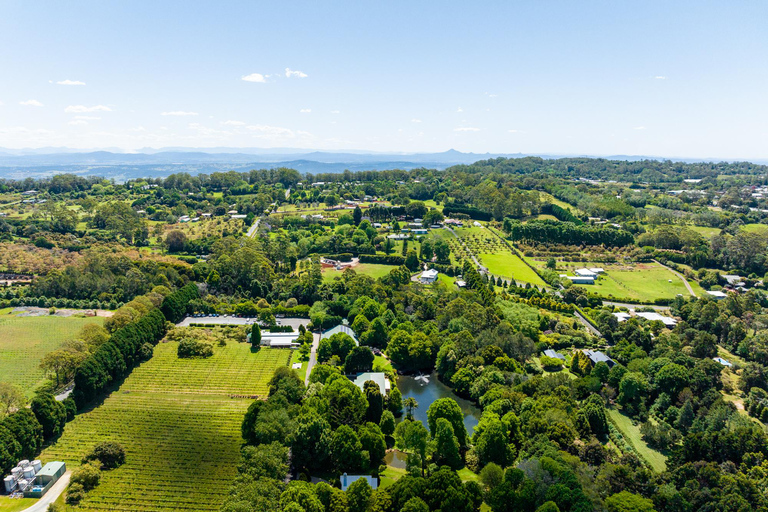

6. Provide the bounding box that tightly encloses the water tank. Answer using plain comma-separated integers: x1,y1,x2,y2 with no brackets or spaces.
11,468,22,479
18,460,29,467
23,466,35,479
3,476,15,494
31,460,42,473
16,479,27,491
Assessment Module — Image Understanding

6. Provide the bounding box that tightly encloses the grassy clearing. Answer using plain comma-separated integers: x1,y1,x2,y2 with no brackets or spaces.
450,225,546,286
0,314,104,395
741,223,768,234
538,262,694,303
322,263,395,282
40,341,290,512
0,497,38,511
689,225,721,238
290,349,308,381
606,408,667,472
478,253,546,287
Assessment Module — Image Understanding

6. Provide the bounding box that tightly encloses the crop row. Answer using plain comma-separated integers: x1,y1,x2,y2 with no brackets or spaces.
39,344,290,511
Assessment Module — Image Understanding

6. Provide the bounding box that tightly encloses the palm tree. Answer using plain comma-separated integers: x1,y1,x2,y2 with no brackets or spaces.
404,397,419,420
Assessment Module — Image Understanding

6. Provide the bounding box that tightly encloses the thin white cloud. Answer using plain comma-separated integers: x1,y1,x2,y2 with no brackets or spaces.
411,119,422,123
68,120,88,126
634,126,646,130
65,105,111,113
300,109,312,113
654,76,666,80
508,129,521,133
246,124,294,136
330,110,340,114
161,111,198,116
20,99,44,107
75,115,101,120
221,120,245,126
454,127,479,132
285,68,307,78
456,107,463,113
242,73,267,83
57,79,86,86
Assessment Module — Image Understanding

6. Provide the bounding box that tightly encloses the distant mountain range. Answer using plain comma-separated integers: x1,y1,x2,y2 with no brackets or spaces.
0,148,762,182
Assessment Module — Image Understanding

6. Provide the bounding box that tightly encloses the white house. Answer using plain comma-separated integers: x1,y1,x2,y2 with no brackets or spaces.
419,269,439,284
575,268,597,277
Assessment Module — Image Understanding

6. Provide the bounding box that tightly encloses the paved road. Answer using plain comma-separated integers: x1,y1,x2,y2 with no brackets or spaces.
654,259,697,297
22,471,71,512
574,310,602,337
304,331,321,386
246,217,261,238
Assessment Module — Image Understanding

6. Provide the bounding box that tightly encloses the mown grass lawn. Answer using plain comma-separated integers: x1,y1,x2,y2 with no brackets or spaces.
0,314,104,395
741,223,768,235
689,225,722,238
557,262,695,303
322,263,395,282
40,342,290,512
606,408,667,472
0,497,38,512
478,253,547,287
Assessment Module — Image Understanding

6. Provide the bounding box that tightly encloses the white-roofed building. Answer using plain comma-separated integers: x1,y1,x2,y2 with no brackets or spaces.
635,311,677,327
419,269,439,284
707,290,728,299
575,268,597,277
613,312,631,322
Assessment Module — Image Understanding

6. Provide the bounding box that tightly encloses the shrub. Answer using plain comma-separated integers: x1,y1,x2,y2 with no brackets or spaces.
83,441,126,469
177,339,214,358
71,462,102,491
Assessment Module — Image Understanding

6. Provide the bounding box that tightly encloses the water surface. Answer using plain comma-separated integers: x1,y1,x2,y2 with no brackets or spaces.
396,372,482,434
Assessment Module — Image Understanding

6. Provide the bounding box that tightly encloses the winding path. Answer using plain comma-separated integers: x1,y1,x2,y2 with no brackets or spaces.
654,259,696,297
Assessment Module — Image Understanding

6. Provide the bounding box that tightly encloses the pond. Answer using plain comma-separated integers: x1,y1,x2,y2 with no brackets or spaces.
396,372,482,434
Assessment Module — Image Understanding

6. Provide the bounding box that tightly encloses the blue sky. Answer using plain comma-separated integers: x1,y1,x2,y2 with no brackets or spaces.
1,1,767,158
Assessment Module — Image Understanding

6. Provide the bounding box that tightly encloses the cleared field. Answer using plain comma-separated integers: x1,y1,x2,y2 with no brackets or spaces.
607,408,667,472
544,262,694,303
451,226,546,286
689,225,721,238
0,315,104,395
742,223,768,235
322,263,395,281
0,497,37,511
40,342,290,512
478,253,546,287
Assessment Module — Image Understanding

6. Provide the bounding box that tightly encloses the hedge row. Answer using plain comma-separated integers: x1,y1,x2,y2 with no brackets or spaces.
358,254,406,265
443,205,493,221
73,309,167,408
161,283,201,323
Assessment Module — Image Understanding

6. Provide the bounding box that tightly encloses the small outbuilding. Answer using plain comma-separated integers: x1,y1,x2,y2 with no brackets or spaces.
543,349,565,361
341,473,378,492
713,357,733,367
419,269,439,284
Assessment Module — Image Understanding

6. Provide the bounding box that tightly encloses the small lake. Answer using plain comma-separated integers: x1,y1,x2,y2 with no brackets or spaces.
397,372,482,434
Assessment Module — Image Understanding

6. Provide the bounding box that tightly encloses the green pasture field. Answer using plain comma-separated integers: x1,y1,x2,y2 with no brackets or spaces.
539,260,696,303
606,408,667,472
689,225,721,238
0,497,37,511
40,341,290,512
741,223,768,235
322,263,395,282
478,253,547,287
450,225,547,286
0,314,104,395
